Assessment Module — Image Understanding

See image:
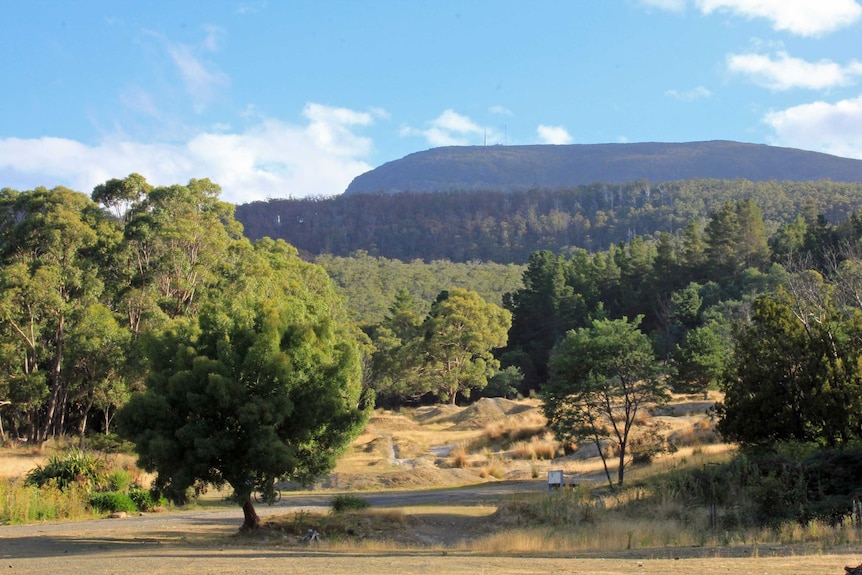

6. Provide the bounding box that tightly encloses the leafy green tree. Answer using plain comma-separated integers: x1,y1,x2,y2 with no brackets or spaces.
63,304,131,436
717,282,862,447
503,251,582,391
543,316,669,488
481,365,523,399
117,240,372,530
368,290,428,404
0,186,119,440
670,320,732,394
415,288,511,404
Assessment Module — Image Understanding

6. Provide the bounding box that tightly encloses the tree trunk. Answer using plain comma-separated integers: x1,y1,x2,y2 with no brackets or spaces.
241,497,260,531
617,446,626,487
41,316,65,442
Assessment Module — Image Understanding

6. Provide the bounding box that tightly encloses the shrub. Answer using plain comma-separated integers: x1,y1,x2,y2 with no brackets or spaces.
331,494,370,513
129,488,165,512
25,449,105,491
105,468,134,493
89,491,137,514
83,433,135,454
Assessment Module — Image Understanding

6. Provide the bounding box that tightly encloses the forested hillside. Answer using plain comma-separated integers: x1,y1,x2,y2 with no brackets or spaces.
236,179,862,264
315,252,524,327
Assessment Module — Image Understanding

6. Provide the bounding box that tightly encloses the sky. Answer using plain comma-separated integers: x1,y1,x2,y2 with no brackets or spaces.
2,0,862,205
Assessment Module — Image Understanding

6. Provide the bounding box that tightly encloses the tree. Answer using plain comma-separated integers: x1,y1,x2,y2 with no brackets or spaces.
543,316,668,488
717,283,862,447
0,186,119,440
63,304,131,436
415,288,511,404
368,289,429,405
503,251,582,391
116,240,372,530
670,320,732,394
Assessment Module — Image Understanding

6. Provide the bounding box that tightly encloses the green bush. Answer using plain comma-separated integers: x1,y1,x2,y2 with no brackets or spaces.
25,449,105,491
331,494,370,513
129,488,165,512
106,469,133,493
89,491,137,514
83,433,135,454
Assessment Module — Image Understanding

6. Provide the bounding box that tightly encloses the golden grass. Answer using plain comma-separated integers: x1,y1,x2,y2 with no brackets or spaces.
449,444,469,468
479,459,505,479
510,431,560,460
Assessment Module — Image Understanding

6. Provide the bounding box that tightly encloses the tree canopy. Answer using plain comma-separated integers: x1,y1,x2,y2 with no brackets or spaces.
543,316,669,488
117,239,371,530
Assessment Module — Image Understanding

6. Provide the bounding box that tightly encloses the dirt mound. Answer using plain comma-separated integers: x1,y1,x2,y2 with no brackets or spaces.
445,398,541,429
411,404,460,424
367,413,422,433
363,436,395,458
332,465,481,490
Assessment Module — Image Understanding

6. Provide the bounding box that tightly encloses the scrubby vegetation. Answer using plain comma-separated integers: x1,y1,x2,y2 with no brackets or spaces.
2,446,163,524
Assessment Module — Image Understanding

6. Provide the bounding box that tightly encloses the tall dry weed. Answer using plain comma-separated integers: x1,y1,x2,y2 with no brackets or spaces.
449,445,469,468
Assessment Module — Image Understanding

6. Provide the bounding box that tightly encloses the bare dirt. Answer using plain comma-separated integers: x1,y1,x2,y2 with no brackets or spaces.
3,396,862,574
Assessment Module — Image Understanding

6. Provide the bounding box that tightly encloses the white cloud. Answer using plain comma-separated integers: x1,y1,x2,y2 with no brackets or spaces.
402,109,499,146
728,51,862,90
642,0,862,35
489,105,513,116
696,0,862,36
764,95,862,158
167,42,230,113
201,25,225,53
0,103,380,204
536,125,573,145
665,86,713,100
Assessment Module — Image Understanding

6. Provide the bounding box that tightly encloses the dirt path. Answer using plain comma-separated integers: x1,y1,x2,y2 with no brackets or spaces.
2,482,862,575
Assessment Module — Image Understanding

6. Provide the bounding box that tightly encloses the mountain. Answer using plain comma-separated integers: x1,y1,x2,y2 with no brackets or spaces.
236,179,862,264
344,141,862,196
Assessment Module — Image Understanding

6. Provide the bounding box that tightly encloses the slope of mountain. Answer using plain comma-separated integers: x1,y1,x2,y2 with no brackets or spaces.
344,141,862,196
236,179,862,264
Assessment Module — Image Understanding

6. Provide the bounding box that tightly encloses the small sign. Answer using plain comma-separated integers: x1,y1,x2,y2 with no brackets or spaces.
548,469,564,491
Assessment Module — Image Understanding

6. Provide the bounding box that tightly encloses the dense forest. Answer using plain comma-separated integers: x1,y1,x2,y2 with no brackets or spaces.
315,252,524,327
236,179,862,263
5,173,862,502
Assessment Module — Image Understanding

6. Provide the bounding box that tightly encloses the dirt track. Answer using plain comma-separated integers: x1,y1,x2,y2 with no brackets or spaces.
2,482,862,575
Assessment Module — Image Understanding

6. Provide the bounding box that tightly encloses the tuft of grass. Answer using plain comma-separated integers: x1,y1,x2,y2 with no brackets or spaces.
105,468,134,493
449,444,469,468
510,432,560,460
479,459,505,479
0,480,91,524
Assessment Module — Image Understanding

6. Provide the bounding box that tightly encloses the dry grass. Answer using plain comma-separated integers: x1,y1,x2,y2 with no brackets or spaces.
478,459,505,479
509,431,560,460
449,444,469,468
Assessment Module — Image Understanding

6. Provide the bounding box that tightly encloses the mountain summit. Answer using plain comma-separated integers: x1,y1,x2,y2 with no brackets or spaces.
344,141,862,196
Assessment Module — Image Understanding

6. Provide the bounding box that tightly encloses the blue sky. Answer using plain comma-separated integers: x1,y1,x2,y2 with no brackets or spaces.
2,0,862,205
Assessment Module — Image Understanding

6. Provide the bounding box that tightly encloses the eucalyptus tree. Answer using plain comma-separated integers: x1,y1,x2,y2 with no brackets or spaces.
543,316,668,488
415,288,512,404
0,186,120,440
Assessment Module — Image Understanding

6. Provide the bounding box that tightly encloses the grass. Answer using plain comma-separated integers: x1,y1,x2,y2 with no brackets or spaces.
509,431,560,460
0,480,92,523
6,395,861,565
